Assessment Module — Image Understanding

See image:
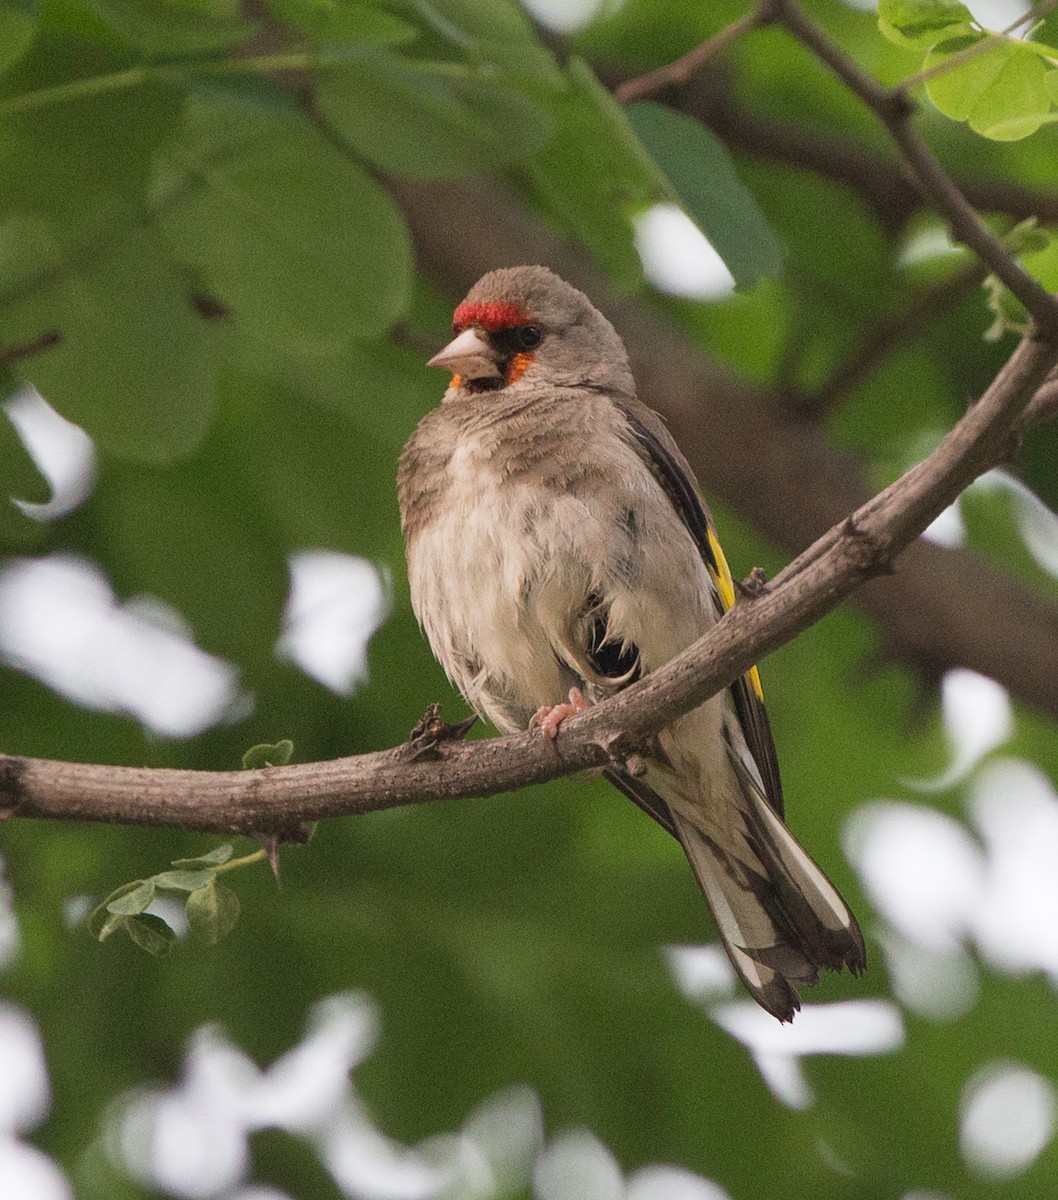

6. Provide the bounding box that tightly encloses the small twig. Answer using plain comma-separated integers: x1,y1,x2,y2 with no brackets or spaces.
215,848,268,874
614,3,774,104
1022,370,1058,429
771,0,1058,340
0,330,61,368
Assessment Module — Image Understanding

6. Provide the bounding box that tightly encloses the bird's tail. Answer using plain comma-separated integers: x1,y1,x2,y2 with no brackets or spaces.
669,756,865,1022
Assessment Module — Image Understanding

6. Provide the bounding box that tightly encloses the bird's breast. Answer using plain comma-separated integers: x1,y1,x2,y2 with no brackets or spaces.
405,429,599,729
401,404,716,732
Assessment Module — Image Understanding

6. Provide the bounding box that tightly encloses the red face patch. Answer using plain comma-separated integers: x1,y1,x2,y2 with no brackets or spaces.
453,300,530,333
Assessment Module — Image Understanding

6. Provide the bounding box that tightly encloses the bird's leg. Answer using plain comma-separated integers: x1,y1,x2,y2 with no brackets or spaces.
529,686,590,740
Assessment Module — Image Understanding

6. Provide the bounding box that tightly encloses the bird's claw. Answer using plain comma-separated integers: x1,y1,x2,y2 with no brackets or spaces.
529,687,589,740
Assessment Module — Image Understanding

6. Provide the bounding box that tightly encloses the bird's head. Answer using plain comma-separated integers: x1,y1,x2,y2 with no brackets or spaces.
428,265,633,398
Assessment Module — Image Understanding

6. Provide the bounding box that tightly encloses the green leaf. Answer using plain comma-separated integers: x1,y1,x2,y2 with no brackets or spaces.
105,879,156,916
1002,216,1051,257
87,0,258,52
985,228,1058,337
171,843,235,868
925,37,1054,140
263,0,416,43
87,879,151,938
124,912,176,956
5,224,215,462
186,880,241,945
242,739,295,769
94,912,129,942
0,50,180,248
315,49,553,179
156,99,412,349
152,868,217,892
627,101,784,290
0,6,35,75
878,0,976,48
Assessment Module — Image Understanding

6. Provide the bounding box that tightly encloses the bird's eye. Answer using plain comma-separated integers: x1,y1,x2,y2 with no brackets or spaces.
518,325,542,350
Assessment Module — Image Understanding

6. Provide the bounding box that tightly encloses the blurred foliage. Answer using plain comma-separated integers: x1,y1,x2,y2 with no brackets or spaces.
2,1,1058,1198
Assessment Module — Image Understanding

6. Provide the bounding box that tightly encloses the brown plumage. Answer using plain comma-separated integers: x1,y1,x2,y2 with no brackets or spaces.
398,265,865,1020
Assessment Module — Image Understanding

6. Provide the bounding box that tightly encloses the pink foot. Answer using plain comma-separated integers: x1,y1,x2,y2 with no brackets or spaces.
529,687,589,740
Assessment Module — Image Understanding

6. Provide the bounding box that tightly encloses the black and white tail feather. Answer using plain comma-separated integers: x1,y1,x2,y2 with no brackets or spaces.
609,738,865,1023
677,742,864,1021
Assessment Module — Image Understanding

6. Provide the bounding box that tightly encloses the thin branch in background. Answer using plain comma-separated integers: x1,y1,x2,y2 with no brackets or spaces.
613,3,774,104
792,263,988,419
1022,369,1058,429
772,0,1058,339
0,330,61,368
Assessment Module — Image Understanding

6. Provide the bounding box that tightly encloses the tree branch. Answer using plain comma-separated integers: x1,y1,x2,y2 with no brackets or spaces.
613,3,773,103
3,326,1053,832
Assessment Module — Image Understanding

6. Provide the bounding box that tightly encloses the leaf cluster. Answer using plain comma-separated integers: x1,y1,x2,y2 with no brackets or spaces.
87,843,241,954
880,0,1058,140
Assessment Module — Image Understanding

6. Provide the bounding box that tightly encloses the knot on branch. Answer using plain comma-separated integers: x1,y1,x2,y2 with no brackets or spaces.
841,515,893,576
404,703,478,762
598,729,651,776
737,566,770,599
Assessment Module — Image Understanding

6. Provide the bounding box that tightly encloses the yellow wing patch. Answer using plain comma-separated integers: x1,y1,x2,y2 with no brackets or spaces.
706,525,765,702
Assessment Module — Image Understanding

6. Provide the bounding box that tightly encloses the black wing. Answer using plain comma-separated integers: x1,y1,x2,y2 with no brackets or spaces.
615,400,784,818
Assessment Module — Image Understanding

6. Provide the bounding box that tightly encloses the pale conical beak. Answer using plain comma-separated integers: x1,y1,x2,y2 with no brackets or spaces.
427,326,502,382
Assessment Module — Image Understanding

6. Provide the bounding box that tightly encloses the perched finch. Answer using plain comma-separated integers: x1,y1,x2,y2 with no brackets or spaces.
397,265,865,1020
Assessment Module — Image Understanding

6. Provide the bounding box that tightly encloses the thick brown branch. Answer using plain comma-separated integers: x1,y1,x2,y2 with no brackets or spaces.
3,328,1053,832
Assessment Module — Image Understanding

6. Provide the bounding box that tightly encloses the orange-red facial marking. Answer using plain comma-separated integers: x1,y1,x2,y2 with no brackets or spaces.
453,300,530,332
506,352,534,384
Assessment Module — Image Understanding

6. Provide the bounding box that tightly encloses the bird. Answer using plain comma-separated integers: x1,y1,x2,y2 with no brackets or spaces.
397,264,865,1020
